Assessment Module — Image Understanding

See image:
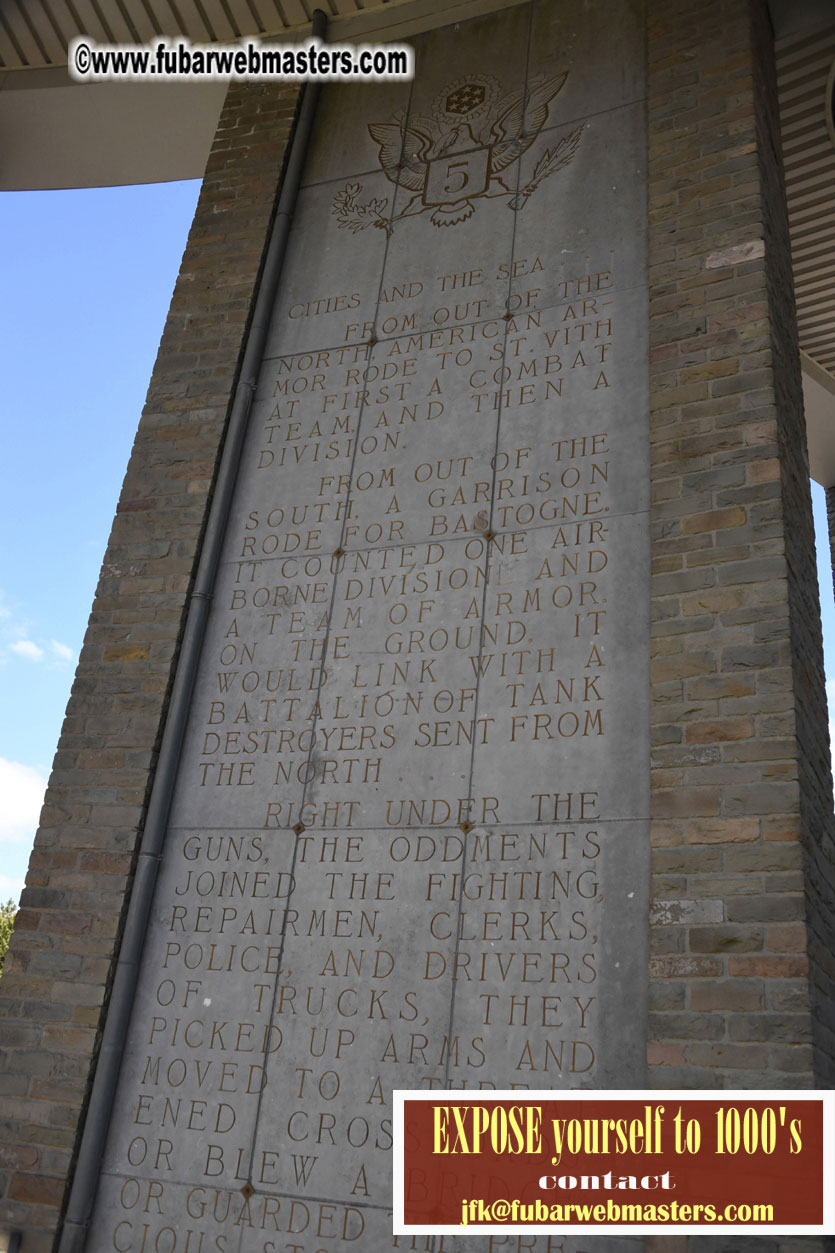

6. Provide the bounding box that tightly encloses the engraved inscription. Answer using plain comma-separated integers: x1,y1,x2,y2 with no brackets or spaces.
333,72,582,232
88,4,649,1249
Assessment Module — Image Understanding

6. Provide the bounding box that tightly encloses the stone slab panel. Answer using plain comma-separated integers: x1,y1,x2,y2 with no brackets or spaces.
87,2,649,1246
218,343,364,563
302,78,413,188
507,100,648,310
96,828,296,1188
468,513,650,824
265,172,392,360
247,824,462,1206
91,1165,643,1253
442,819,649,1093
167,553,332,830
316,532,490,827
378,176,519,339
492,285,651,523
528,0,646,126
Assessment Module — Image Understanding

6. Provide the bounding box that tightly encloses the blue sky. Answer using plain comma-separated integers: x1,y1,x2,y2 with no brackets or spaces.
0,179,833,905
0,180,200,902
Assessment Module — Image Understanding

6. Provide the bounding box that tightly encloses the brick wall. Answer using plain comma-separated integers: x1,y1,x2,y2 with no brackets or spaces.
752,2,835,1093
0,80,303,1249
2,1,834,1247
647,0,835,1102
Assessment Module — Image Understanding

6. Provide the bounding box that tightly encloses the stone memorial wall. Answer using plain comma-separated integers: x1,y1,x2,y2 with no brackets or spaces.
88,4,649,1248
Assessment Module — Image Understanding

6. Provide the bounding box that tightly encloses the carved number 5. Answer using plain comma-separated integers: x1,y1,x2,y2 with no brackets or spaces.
441,160,470,195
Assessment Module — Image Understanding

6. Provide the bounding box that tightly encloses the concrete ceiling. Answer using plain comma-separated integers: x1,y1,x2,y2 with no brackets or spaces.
2,0,834,480
0,0,525,187
0,0,829,72
776,18,835,484
0,0,342,67
777,23,835,378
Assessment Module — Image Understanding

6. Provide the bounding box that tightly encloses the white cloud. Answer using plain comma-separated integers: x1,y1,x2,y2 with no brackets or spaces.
0,873,26,905
0,758,48,844
0,590,78,667
11,639,43,660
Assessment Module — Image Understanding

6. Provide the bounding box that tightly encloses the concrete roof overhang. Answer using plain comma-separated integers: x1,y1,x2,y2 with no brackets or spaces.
0,0,529,189
2,0,834,479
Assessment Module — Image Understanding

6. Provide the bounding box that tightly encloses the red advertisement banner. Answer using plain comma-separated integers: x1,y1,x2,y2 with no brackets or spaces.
394,1092,833,1233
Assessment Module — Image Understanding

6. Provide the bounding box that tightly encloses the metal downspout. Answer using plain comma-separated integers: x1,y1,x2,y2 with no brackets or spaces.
56,14,328,1248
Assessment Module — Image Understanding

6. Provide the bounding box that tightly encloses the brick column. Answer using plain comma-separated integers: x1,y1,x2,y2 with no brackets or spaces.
3,4,835,1249
647,0,835,1092
0,80,303,1249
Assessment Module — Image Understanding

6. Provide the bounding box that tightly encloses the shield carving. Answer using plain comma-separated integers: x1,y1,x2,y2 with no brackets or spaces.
332,71,582,233
423,147,491,207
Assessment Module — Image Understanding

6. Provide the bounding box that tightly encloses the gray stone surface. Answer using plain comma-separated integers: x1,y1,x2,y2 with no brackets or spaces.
528,0,646,125
508,101,647,310
88,1,649,1246
265,173,392,359
89,1166,643,1253
302,78,413,188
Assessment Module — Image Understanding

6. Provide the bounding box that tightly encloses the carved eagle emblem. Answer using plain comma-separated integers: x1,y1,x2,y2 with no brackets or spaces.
332,72,583,232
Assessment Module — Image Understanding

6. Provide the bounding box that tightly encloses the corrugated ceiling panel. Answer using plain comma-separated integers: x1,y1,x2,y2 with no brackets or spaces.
777,24,835,385
3,0,50,64
172,0,214,40
26,0,68,60
226,0,262,31
142,0,189,37
43,0,83,44
247,0,290,33
277,0,311,29
0,0,396,66
0,15,27,68
1,0,829,390
193,0,237,40
93,0,137,41
121,0,160,40
67,0,115,42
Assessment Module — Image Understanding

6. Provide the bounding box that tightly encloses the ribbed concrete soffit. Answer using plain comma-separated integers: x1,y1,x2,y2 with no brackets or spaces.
0,0,829,71
0,0,478,69
0,0,357,68
777,23,835,385
2,0,833,392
